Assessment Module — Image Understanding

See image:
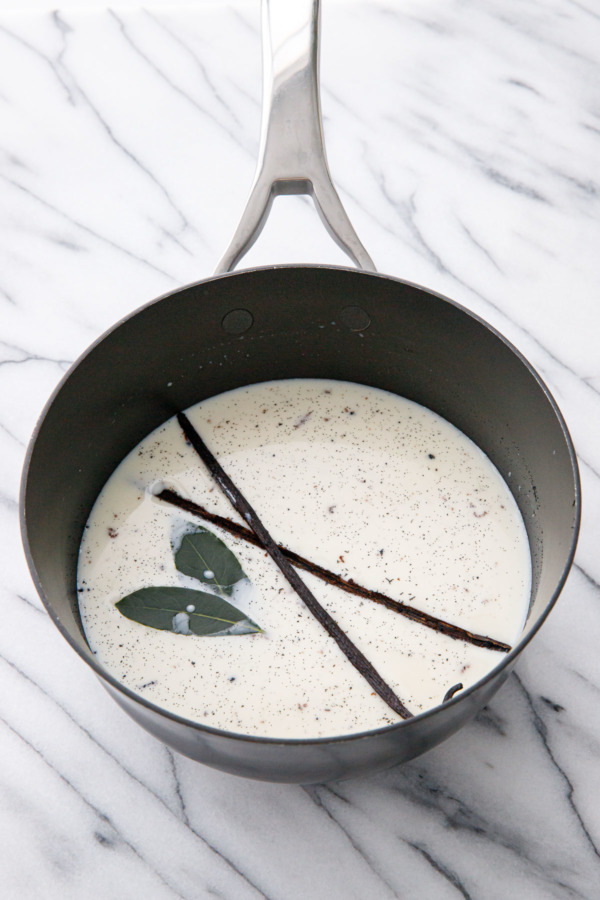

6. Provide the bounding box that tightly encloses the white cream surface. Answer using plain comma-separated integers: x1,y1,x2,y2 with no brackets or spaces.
77,379,531,738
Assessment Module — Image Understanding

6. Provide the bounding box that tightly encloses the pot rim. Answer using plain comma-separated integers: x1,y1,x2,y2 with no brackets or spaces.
19,263,582,747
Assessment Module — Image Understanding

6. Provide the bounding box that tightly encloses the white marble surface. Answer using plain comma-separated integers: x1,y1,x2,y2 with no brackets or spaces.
2,0,599,897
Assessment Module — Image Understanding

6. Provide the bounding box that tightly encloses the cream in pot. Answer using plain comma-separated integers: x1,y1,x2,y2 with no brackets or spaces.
77,379,531,739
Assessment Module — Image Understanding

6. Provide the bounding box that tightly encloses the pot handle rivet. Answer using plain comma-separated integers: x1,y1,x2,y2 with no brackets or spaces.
221,309,254,334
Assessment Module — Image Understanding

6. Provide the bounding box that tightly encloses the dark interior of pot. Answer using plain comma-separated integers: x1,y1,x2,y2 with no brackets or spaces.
21,266,579,777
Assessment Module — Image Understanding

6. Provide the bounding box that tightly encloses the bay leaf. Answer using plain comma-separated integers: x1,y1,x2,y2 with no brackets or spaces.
174,527,246,596
115,586,262,636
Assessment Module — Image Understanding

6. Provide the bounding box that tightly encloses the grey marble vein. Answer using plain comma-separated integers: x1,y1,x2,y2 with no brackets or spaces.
166,747,191,828
407,842,473,900
0,172,176,280
110,12,235,160
513,673,600,863
302,784,399,898
2,17,195,253
15,593,46,615
143,11,248,133
0,285,16,304
455,219,503,273
0,643,270,899
0,712,190,899
0,419,25,448
573,563,600,594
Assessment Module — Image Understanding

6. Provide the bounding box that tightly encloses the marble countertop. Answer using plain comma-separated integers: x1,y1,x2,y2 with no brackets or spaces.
2,0,599,897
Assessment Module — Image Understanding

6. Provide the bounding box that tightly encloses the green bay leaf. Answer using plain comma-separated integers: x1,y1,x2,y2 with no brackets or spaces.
174,527,246,596
115,586,262,636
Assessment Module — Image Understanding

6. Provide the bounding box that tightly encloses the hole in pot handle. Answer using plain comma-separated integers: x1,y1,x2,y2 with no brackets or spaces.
214,0,375,275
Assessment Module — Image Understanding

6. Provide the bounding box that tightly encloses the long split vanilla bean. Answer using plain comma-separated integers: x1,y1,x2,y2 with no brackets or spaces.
176,411,413,720
157,487,511,654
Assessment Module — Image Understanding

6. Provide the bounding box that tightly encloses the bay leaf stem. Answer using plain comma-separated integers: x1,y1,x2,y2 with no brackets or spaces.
176,411,413,720
157,487,511,654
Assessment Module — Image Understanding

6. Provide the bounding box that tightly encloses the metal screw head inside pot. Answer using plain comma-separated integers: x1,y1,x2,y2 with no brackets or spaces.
20,0,580,783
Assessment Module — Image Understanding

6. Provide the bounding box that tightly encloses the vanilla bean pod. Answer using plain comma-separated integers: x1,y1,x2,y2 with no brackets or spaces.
157,487,511,654
176,411,413,720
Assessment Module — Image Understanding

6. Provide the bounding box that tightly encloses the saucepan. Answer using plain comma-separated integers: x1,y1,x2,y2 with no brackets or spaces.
20,0,580,783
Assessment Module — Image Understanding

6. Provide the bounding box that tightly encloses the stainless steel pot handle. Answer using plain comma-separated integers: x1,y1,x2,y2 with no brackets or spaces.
214,0,375,275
